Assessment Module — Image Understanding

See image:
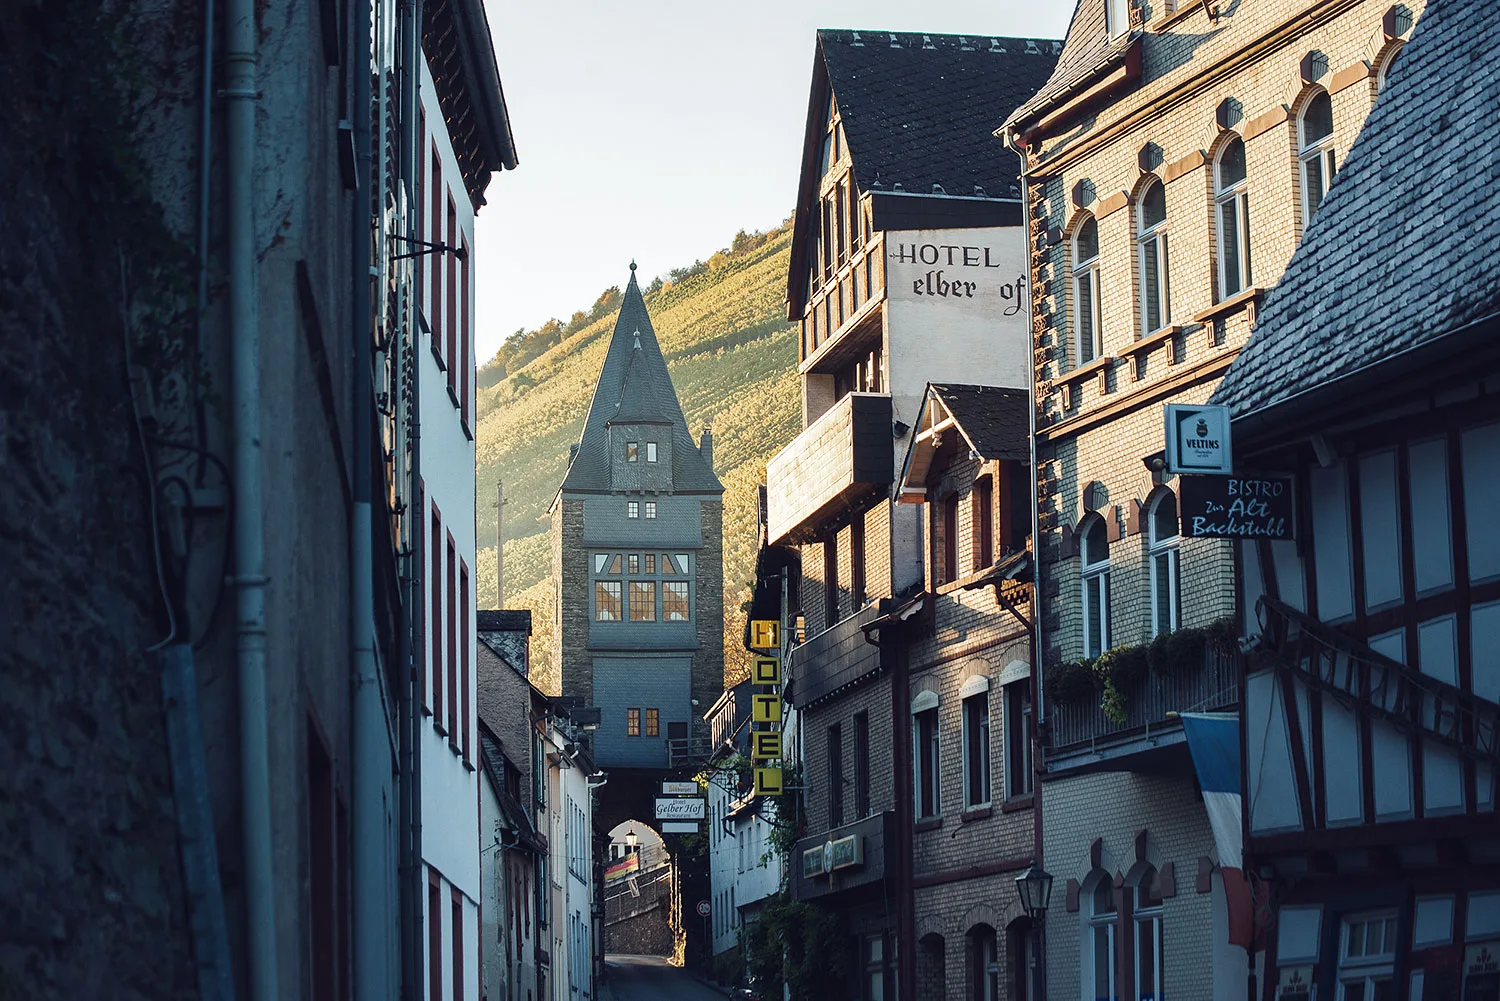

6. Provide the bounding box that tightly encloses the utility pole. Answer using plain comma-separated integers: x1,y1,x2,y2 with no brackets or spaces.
494,478,507,608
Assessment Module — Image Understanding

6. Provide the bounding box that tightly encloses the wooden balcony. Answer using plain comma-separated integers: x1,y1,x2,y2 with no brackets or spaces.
766,392,893,547
1046,647,1242,771
790,809,893,902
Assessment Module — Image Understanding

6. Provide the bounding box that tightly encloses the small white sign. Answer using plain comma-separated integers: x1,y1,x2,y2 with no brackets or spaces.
661,781,698,796
661,821,699,835
696,899,712,917
655,797,706,820
1165,404,1233,475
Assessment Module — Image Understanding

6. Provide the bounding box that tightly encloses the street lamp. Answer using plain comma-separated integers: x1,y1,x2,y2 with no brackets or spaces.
1015,861,1053,1001
625,826,638,851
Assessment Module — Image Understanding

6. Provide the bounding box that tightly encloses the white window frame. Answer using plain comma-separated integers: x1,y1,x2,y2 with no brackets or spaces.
961,690,992,809
1148,493,1181,637
1215,136,1252,299
1136,179,1170,335
1073,215,1103,366
1106,0,1130,37
1134,869,1165,1001
627,500,639,519
1081,517,1112,658
645,501,658,520
646,441,658,462
1299,91,1337,226
1003,679,1033,799
1376,43,1403,93
1336,910,1397,1001
1086,878,1118,1001
912,704,941,820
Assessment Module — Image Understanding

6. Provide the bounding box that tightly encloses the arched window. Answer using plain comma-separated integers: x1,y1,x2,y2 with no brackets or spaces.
1376,42,1404,92
1087,878,1118,1001
1081,517,1111,658
1135,867,1165,1001
1299,91,1337,224
1136,179,1170,334
967,924,999,1001
1215,137,1252,299
1073,216,1103,365
1149,492,1180,636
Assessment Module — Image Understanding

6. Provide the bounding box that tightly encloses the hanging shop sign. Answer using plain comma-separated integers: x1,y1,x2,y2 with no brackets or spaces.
754,767,783,796
749,619,781,651
661,780,699,796
661,822,699,835
654,797,706,820
751,731,782,761
1179,474,1295,540
1164,404,1233,475
753,655,782,685
751,693,783,723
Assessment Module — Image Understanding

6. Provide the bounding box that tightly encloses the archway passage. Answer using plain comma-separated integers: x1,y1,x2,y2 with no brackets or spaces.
603,816,676,958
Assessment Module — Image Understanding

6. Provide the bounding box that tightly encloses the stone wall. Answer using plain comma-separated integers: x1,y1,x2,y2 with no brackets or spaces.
555,498,590,702
693,499,725,713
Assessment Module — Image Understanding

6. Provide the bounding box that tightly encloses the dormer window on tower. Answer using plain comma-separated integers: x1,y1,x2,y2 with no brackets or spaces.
627,442,639,462
646,442,658,463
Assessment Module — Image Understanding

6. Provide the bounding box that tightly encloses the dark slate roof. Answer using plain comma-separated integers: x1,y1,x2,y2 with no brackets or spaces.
478,609,531,678
818,30,1062,199
477,609,532,633
932,384,1029,461
559,269,722,495
1004,0,1131,131
1212,0,1500,423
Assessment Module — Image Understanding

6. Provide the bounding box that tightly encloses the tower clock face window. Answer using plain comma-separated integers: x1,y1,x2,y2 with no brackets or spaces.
626,442,639,462
646,442,658,462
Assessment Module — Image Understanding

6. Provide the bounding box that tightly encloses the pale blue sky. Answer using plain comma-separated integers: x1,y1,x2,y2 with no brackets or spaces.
472,0,1074,363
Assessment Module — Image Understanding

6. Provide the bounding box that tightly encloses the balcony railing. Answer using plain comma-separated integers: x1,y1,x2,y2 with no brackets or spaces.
1047,647,1242,756
766,392,893,547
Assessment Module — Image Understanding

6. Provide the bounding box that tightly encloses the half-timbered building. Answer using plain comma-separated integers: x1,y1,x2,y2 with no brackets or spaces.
1214,2,1500,996
769,30,1057,999
1001,0,1422,996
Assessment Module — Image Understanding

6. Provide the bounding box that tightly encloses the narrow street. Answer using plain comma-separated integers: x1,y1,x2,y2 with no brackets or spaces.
601,955,729,1001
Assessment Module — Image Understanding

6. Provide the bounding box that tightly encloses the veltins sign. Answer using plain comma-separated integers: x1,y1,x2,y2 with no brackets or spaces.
1164,404,1233,475
655,797,706,820
1179,475,1295,540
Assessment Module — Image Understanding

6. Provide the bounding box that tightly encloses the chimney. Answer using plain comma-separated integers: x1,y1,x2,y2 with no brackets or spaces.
569,442,580,465
700,425,713,471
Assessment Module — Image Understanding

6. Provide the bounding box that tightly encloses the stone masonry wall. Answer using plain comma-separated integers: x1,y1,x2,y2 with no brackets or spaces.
555,499,590,702
694,498,725,705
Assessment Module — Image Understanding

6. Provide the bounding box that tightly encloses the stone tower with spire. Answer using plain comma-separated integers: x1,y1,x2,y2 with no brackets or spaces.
550,264,724,769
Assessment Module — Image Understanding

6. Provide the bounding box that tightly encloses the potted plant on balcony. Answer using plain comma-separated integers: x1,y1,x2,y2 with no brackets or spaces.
1094,644,1149,725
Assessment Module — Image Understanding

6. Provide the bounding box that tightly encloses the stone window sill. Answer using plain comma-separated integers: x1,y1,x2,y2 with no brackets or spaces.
1064,354,1115,383
432,720,447,738
960,805,994,823
1193,286,1264,325
915,817,943,833
1001,794,1036,814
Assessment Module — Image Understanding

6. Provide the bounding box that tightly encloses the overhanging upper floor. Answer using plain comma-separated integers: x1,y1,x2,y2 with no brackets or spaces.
766,393,893,547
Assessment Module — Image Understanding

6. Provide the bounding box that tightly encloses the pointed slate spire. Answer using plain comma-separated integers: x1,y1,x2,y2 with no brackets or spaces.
559,265,723,494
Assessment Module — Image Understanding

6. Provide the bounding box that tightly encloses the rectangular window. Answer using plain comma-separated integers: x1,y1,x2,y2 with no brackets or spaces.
914,707,940,819
864,934,888,1001
646,441,658,462
664,581,689,621
1139,231,1171,334
446,197,458,396
447,535,458,739
460,560,470,761
595,581,622,621
630,581,656,621
1004,681,1033,798
628,501,639,519
430,505,441,717
628,553,640,574
850,510,866,608
828,723,844,828
974,477,994,571
451,888,463,1001
645,709,659,737
645,501,657,519
940,494,959,585
963,692,991,808
824,534,839,627
429,149,443,354
626,441,639,462
626,708,641,736
645,553,656,574
428,870,442,1001
1338,911,1397,1001
853,711,870,819
460,236,471,424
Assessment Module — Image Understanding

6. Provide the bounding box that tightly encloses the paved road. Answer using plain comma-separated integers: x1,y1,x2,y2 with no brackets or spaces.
600,955,726,1001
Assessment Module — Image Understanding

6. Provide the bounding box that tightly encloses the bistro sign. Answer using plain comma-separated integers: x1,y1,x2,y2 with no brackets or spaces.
1179,475,1295,540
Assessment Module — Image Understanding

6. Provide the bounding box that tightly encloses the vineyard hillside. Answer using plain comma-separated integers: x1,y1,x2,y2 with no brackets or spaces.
474,220,800,692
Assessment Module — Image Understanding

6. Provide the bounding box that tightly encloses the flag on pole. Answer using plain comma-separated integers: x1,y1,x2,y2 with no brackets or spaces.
1179,712,1257,949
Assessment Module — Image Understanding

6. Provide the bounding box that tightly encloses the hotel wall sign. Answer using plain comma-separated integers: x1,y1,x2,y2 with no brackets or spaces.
1179,475,1296,540
1164,404,1233,475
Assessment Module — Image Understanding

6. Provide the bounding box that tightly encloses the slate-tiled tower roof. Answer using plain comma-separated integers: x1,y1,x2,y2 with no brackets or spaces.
559,267,722,495
1212,0,1500,421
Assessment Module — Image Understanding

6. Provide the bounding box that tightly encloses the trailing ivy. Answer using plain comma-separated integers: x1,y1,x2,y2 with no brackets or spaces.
742,892,851,1000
